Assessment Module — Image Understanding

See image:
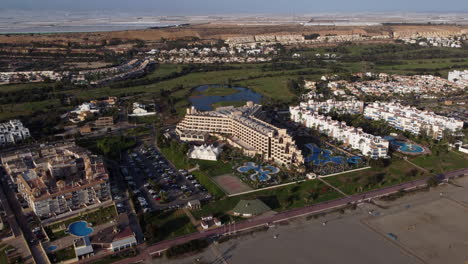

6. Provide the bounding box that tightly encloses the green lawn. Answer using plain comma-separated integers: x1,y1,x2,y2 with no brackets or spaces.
145,64,183,79
143,210,197,243
0,99,62,120
45,205,117,241
194,86,240,96
410,151,467,174
0,244,14,264
193,179,343,222
47,245,76,264
324,159,428,195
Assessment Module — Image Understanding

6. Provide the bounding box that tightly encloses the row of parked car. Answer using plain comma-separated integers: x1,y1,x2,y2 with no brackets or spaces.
127,145,211,211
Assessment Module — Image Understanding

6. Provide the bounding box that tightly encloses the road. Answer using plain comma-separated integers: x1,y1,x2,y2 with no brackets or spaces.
0,176,49,264
79,167,468,264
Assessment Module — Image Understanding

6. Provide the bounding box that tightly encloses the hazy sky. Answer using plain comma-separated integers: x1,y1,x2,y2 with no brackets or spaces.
2,0,468,14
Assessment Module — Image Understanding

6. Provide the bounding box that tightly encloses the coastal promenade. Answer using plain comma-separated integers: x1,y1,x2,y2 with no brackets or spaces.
80,168,468,264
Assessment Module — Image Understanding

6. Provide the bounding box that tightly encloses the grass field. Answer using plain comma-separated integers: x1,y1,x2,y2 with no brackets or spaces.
194,86,240,96
192,179,343,222
410,151,468,174
0,244,13,264
47,245,76,264
144,210,197,243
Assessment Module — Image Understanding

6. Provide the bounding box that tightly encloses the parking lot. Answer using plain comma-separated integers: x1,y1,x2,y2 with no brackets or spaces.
121,144,211,213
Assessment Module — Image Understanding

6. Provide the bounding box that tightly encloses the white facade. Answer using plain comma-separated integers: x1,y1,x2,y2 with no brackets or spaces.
188,145,222,161
0,120,30,145
290,106,389,159
364,102,464,139
448,70,468,86
128,102,156,117
298,99,364,115
71,102,100,115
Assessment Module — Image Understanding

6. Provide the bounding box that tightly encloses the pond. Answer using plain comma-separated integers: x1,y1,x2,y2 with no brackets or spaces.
189,85,262,111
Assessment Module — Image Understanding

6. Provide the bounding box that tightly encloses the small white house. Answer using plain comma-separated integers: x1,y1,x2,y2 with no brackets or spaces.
129,102,156,117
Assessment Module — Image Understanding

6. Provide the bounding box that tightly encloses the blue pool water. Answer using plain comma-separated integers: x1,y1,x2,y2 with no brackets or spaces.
68,221,93,237
385,137,424,154
189,85,262,111
305,144,361,165
347,156,362,164
393,141,424,153
47,245,58,252
237,162,279,182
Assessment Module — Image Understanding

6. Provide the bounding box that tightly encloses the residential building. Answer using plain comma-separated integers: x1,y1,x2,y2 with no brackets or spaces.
128,102,156,117
200,215,222,229
364,102,464,139
290,106,389,158
90,214,137,252
0,120,31,145
298,99,364,115
1,142,111,218
187,200,201,210
176,102,304,167
95,117,114,128
74,236,94,260
188,144,223,161
448,69,468,86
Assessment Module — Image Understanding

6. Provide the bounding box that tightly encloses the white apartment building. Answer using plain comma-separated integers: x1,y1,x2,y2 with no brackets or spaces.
0,120,31,145
448,70,468,86
298,99,364,115
290,106,389,159
177,102,304,166
364,102,464,139
1,142,110,218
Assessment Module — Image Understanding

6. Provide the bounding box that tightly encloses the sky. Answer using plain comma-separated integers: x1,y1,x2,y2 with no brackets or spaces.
2,0,468,14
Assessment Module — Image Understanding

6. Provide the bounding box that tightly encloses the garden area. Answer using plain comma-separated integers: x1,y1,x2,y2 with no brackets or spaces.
47,245,76,264
44,205,117,241
77,135,137,160
410,150,467,174
139,210,197,244
92,249,139,264
192,179,343,222
0,244,22,264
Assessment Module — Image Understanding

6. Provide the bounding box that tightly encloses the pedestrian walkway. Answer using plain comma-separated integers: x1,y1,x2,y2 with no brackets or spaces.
403,158,431,174
182,208,201,231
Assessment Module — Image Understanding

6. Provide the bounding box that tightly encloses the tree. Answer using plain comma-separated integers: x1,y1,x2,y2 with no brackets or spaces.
427,175,440,187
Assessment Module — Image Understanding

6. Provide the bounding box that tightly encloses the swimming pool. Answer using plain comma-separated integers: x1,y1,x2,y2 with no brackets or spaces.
68,221,93,237
392,141,424,153
385,137,424,154
46,245,58,252
305,144,362,165
237,162,279,182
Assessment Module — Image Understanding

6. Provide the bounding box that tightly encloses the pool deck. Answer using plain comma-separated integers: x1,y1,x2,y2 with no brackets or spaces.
46,221,115,252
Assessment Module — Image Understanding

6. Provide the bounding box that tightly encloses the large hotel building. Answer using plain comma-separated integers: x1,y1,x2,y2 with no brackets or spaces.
176,102,304,166
1,142,110,218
